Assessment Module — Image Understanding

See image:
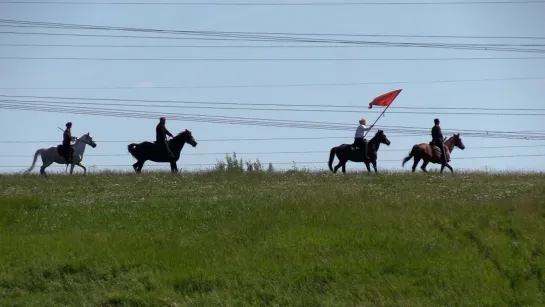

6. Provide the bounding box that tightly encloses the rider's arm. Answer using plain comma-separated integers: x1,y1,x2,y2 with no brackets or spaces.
164,127,173,137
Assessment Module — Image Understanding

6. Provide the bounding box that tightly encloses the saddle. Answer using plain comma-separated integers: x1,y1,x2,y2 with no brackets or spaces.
351,139,368,151
56,144,74,156
429,142,451,162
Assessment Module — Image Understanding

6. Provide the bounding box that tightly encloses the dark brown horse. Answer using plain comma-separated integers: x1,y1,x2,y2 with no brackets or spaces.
328,130,391,174
128,129,197,173
402,133,465,173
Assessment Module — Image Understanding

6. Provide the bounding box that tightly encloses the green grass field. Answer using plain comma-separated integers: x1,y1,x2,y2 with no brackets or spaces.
1,170,545,306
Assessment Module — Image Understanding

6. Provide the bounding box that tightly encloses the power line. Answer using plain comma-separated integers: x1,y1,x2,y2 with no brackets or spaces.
3,100,545,137
3,24,545,54
1,42,544,54
0,76,542,90
3,19,545,49
3,19,545,41
5,30,545,45
4,134,545,144
3,154,545,169
3,43,545,49
1,21,545,54
3,94,545,112
3,56,545,61
3,97,545,116
0,137,347,144
2,145,545,158
3,1,545,6
2,102,545,139
1,22,544,56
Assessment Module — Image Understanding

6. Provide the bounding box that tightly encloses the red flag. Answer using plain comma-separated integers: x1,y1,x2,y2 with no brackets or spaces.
368,89,402,109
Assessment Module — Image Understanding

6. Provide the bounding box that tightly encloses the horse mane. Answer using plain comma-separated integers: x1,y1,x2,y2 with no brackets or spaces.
368,130,384,151
369,130,383,143
445,133,458,143
173,129,191,139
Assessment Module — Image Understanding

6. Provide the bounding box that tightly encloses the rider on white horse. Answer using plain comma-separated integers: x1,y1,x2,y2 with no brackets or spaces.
62,122,77,164
26,131,97,176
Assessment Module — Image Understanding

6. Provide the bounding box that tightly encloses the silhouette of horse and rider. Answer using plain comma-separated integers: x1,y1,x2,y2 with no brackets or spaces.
328,117,392,174
328,117,465,174
128,117,198,173
402,118,466,173
25,122,98,176
27,114,464,175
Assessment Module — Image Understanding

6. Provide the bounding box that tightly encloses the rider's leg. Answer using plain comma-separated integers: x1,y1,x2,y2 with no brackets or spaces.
164,141,174,159
68,147,74,163
62,145,70,163
358,139,368,159
439,143,447,164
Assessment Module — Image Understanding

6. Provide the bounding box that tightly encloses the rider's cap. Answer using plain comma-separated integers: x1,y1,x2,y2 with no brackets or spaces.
434,118,440,123
160,117,166,121
66,122,72,127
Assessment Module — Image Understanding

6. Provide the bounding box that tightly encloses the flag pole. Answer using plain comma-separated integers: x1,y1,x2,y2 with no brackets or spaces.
363,104,391,138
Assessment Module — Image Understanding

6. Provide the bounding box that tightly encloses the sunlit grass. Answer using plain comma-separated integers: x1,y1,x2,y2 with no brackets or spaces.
1,170,544,306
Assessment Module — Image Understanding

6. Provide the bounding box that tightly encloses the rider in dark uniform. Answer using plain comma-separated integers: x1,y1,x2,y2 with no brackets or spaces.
62,122,76,163
431,118,447,164
156,117,174,159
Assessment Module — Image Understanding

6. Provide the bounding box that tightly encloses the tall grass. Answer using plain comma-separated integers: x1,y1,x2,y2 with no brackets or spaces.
1,159,544,306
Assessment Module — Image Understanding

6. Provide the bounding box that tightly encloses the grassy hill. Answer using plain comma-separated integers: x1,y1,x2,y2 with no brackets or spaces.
1,170,544,306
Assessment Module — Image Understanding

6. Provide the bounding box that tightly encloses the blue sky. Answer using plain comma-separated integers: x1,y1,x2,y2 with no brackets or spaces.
1,1,544,173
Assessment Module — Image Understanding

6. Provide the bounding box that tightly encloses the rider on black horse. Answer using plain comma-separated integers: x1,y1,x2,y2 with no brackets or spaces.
431,118,447,164
156,117,174,160
62,122,77,164
352,117,373,160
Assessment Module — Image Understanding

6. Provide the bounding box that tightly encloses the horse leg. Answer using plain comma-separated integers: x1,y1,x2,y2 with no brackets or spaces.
411,157,421,173
372,161,378,174
341,162,346,174
132,161,139,172
170,161,178,173
40,161,53,177
443,163,453,173
421,160,429,172
69,163,76,175
76,162,87,175
364,162,371,173
137,160,145,173
333,162,341,174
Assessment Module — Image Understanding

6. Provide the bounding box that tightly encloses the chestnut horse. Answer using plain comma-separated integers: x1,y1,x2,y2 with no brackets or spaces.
402,133,465,173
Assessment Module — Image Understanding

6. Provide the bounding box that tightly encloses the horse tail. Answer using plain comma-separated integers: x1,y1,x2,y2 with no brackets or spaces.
127,143,138,158
402,145,417,167
328,147,337,172
25,148,43,174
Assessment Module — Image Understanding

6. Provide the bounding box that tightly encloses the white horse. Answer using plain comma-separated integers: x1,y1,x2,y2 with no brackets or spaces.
25,133,97,176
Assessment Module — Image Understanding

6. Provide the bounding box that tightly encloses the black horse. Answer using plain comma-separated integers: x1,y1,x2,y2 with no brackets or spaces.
128,129,197,173
328,130,391,174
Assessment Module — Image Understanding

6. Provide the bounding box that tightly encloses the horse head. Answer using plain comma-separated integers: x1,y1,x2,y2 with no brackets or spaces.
173,129,198,148
450,133,465,150
79,133,97,148
373,130,391,146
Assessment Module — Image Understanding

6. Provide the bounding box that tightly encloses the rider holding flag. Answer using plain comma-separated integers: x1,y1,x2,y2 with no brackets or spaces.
353,118,374,160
